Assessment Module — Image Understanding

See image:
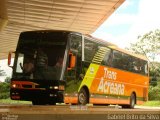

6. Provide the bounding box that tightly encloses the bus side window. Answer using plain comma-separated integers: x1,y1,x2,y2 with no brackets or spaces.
121,53,130,71
144,62,149,75
68,34,82,81
101,48,112,66
84,38,98,62
112,50,123,69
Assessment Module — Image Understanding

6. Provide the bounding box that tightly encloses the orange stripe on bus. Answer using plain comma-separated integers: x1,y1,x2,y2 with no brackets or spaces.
64,96,144,105
12,81,38,85
90,98,130,105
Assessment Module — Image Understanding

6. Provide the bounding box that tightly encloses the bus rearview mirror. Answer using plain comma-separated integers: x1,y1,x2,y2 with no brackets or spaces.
70,55,76,68
8,51,15,68
68,53,76,70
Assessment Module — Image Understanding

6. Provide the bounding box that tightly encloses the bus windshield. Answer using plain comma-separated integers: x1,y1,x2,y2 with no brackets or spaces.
13,31,68,80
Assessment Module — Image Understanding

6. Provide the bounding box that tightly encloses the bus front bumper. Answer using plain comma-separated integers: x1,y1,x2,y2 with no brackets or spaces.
10,88,64,102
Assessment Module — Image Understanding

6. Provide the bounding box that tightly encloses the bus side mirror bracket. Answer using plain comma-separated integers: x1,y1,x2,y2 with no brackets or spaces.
8,51,15,68
67,52,76,71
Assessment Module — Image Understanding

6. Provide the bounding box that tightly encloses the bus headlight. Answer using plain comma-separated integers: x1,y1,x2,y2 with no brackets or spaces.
11,83,20,88
12,84,17,88
54,86,59,90
51,86,64,90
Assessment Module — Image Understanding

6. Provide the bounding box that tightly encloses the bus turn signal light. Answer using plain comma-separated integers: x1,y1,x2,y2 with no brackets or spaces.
59,85,64,90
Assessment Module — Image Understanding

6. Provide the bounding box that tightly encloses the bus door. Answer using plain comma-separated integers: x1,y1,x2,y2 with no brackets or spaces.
64,34,83,104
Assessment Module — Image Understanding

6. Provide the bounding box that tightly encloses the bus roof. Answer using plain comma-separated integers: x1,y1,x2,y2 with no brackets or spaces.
110,46,148,61
20,30,79,35
84,34,118,48
20,30,148,61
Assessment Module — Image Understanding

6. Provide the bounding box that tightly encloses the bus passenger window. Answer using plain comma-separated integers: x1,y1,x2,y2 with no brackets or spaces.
101,48,112,66
84,38,98,62
112,50,123,69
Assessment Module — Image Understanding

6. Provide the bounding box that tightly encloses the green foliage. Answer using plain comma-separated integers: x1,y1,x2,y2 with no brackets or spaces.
5,77,11,83
149,63,160,86
0,99,31,104
142,101,160,106
0,66,10,99
148,82,160,100
126,29,160,61
0,82,10,99
148,86,160,100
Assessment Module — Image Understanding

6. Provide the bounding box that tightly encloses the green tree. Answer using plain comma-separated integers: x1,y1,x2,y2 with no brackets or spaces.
0,66,9,99
148,81,160,100
126,29,160,61
0,82,10,99
149,62,160,86
5,77,11,83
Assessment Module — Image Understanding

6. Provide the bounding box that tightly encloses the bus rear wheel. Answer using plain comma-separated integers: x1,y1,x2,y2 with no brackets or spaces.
122,93,136,109
78,88,88,105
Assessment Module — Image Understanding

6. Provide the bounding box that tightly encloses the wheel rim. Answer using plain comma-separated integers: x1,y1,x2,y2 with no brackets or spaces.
79,92,86,104
131,95,135,108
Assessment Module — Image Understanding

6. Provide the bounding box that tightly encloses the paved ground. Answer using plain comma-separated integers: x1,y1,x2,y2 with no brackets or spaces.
0,104,159,120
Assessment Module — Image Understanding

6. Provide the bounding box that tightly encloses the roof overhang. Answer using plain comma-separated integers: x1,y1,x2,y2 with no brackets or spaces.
0,0,125,60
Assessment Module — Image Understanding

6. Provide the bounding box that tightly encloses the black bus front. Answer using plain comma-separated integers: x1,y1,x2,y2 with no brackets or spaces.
10,31,70,105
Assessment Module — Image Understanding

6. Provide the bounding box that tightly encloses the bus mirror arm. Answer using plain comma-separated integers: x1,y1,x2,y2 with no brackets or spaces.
67,52,76,71
8,51,15,68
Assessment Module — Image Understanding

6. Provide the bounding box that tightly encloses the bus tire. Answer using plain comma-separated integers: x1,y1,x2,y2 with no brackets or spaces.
78,88,89,105
48,100,56,105
32,100,46,105
122,93,136,109
130,93,136,109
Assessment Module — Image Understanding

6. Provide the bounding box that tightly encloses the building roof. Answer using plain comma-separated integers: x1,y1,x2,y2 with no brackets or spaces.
0,0,125,59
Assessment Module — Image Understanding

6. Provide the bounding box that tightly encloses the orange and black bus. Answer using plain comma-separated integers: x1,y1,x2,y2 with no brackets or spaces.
8,30,149,108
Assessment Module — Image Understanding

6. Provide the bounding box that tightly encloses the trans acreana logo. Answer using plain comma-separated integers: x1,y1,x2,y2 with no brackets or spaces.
97,68,125,95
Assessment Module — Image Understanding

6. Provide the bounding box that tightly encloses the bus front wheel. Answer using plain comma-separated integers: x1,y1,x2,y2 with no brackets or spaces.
32,100,46,105
78,88,88,105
